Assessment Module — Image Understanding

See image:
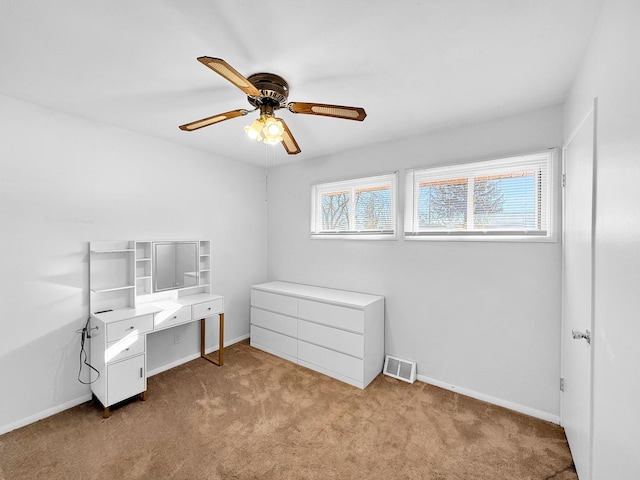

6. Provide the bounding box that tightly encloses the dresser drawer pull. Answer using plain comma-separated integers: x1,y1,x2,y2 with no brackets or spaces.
173,316,177,319
207,307,211,311
129,326,134,330
140,367,143,378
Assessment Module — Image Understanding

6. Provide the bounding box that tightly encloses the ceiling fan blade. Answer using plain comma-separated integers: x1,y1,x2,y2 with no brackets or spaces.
179,109,249,131
287,102,367,121
197,57,261,97
279,119,301,155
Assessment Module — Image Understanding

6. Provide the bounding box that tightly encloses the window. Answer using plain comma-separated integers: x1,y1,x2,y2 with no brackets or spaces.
404,151,556,240
311,173,397,238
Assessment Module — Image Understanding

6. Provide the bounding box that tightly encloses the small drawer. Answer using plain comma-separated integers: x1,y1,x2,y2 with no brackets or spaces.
106,314,154,343
251,290,297,317
193,298,223,319
105,334,145,364
154,305,192,330
251,307,297,337
298,300,364,333
298,320,364,358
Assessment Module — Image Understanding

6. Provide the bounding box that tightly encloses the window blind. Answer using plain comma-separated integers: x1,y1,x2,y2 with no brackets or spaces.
311,173,397,238
405,151,555,239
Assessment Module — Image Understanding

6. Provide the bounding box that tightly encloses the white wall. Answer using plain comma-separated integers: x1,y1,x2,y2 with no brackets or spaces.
266,105,564,421
564,0,640,477
0,95,267,433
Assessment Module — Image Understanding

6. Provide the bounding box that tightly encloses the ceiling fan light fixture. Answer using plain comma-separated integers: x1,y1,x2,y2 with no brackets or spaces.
263,117,284,140
244,118,264,141
262,117,284,145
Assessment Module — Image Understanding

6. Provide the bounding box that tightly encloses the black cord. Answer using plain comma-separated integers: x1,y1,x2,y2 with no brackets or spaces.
78,317,100,385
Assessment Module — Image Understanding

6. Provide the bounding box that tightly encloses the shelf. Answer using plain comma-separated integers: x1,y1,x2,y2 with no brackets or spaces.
135,241,151,261
91,249,135,254
91,285,135,294
136,259,151,279
199,241,211,256
199,269,211,287
136,277,152,295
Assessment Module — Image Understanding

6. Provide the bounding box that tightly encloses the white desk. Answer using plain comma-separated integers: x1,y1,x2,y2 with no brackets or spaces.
90,293,224,417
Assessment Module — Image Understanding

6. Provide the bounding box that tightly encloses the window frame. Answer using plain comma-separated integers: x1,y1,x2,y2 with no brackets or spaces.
404,150,558,242
311,172,398,240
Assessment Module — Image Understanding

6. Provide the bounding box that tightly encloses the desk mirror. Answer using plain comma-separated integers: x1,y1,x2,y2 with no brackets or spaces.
153,241,198,292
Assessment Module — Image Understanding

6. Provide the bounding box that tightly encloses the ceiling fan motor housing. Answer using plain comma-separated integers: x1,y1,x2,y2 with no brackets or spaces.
246,73,289,109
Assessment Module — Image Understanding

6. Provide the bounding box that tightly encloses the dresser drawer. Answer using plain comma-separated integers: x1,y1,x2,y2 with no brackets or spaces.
193,298,223,319
298,319,364,358
251,290,297,317
250,325,297,362
298,300,364,333
154,305,192,330
106,314,154,343
298,340,364,382
105,334,145,364
251,307,297,337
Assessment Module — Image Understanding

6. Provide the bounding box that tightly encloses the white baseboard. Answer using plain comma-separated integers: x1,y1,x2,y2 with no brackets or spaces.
148,334,249,377
417,374,560,425
1,334,251,435
0,393,92,436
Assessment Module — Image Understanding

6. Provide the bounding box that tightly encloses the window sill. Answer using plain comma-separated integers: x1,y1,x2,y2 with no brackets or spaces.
311,233,398,241
404,233,557,243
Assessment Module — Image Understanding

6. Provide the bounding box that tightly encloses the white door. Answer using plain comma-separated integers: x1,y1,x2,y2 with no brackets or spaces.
561,101,596,479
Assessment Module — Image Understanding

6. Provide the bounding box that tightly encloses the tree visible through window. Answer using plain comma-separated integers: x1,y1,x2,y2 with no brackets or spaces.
312,173,397,238
321,191,350,230
405,151,554,239
355,186,392,230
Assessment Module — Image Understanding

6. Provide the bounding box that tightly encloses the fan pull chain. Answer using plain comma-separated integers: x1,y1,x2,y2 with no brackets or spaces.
265,143,269,202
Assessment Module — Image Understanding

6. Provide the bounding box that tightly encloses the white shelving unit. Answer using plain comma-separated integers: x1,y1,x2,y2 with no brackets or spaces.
89,241,135,314
134,241,152,297
199,240,211,294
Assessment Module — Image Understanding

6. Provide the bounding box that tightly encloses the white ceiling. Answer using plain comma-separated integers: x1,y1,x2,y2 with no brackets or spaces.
0,0,602,167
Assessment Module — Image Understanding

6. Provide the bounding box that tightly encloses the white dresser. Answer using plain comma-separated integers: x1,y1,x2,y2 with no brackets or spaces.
250,281,384,389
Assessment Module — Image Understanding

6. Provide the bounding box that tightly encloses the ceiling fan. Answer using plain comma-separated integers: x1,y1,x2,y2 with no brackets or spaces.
179,57,367,155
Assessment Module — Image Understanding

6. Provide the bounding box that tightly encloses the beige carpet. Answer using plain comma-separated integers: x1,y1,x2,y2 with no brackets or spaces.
0,341,576,479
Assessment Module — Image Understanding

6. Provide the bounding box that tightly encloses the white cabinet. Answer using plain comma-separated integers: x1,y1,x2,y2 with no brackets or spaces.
250,281,384,389
89,308,156,413
107,352,146,406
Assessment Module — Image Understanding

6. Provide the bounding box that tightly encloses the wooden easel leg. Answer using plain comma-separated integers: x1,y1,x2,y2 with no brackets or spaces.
200,313,224,366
